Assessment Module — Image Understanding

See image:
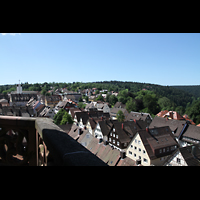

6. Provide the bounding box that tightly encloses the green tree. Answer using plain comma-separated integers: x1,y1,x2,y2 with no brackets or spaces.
186,99,200,124
60,112,74,125
53,109,67,125
108,95,118,106
126,98,136,113
78,102,86,109
96,94,104,102
158,97,173,110
116,110,125,122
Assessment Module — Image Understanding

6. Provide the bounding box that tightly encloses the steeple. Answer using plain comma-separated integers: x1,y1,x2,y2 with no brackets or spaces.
17,80,22,94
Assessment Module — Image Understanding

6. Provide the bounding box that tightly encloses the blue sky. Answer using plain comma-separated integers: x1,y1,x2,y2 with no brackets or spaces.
0,33,199,86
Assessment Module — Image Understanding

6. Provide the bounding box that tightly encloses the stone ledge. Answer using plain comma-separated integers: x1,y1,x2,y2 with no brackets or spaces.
35,118,107,166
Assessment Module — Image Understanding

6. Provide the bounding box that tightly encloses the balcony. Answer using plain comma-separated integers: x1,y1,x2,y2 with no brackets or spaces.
0,116,107,166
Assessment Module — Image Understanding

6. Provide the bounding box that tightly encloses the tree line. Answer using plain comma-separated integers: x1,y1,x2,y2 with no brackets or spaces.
1,81,200,124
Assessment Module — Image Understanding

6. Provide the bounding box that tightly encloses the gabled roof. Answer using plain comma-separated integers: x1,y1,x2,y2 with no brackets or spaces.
98,120,114,136
179,145,200,166
126,111,152,122
164,145,200,166
149,116,186,138
114,102,126,109
137,126,179,160
182,124,200,142
112,121,142,143
156,110,168,117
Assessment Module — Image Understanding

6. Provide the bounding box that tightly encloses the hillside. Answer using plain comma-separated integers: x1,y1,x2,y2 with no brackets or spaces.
66,81,194,108
171,85,200,98
0,81,194,108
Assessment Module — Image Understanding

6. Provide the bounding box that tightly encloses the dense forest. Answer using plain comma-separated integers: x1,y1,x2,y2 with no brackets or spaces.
172,85,200,98
1,81,200,124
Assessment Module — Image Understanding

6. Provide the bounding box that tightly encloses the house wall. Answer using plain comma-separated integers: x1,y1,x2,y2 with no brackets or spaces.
166,150,187,166
86,121,93,136
94,123,103,138
126,133,150,166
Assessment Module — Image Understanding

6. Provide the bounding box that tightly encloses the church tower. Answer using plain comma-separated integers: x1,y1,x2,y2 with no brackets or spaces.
17,80,22,94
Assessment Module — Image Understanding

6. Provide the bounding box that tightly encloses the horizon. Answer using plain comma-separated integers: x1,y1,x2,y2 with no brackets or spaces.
1,33,200,86
1,80,200,88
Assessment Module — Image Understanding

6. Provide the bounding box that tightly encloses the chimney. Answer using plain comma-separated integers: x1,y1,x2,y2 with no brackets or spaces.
134,119,136,123
120,151,126,159
146,127,149,132
122,123,124,129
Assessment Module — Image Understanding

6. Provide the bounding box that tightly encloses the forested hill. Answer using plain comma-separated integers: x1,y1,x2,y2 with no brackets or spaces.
65,81,194,108
171,85,200,98
0,81,194,107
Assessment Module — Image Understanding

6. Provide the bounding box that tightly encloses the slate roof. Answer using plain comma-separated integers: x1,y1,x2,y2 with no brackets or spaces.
149,116,186,138
114,102,126,109
112,121,143,144
67,124,138,166
138,126,179,160
126,111,152,122
150,116,200,143
179,145,200,166
182,124,200,142
98,120,114,136
10,94,37,102
164,145,200,166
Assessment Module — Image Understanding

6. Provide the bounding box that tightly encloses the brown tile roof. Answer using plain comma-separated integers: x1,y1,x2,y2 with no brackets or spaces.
156,110,168,117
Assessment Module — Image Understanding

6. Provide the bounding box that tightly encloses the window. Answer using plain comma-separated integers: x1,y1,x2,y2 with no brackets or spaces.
167,147,169,152
143,150,146,154
109,138,111,142
143,158,148,163
129,151,132,155
117,141,119,146
134,153,136,157
177,158,181,164
131,145,133,148
116,135,118,139
113,133,115,138
139,148,141,152
135,139,137,143
139,156,141,160
124,143,127,147
113,140,115,144
138,140,141,145
113,128,115,132
134,146,137,150
163,148,165,153
110,132,112,136
159,149,162,153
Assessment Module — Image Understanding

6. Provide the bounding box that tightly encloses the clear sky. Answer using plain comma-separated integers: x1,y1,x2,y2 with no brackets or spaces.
0,33,199,86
